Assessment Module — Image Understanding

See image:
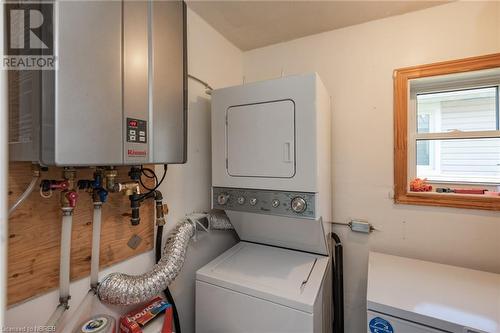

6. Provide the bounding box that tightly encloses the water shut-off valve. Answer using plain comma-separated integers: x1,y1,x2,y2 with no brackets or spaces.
78,171,109,204
40,179,69,192
40,168,79,211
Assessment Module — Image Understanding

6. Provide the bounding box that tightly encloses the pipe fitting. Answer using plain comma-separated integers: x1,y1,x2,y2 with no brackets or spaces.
104,168,118,192
62,191,78,208
41,180,69,193
32,164,41,178
113,181,141,225
129,193,141,226
63,168,76,181
155,200,166,226
114,181,140,196
62,168,77,191
93,189,108,204
128,166,142,181
61,208,73,216
78,171,109,204
58,296,71,309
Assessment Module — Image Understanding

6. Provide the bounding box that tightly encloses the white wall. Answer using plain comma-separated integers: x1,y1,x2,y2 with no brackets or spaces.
243,2,500,332
5,8,242,333
157,8,242,333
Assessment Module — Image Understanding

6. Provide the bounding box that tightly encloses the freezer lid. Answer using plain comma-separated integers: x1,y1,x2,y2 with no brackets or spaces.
367,252,500,333
196,242,329,313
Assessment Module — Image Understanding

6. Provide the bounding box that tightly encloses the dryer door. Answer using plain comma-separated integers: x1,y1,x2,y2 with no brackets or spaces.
226,100,295,178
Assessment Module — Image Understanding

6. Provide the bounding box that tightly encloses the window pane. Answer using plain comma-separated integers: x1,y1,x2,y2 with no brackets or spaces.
417,87,498,133
416,141,429,165
416,138,500,184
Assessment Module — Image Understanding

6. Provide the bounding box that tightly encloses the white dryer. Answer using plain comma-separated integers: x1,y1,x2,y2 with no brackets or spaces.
196,73,333,333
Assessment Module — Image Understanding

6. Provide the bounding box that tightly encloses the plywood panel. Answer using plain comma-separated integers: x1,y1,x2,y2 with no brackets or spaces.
7,162,155,305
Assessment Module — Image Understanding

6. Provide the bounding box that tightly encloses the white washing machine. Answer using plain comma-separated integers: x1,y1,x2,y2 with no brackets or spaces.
196,242,330,333
367,252,500,333
196,73,333,333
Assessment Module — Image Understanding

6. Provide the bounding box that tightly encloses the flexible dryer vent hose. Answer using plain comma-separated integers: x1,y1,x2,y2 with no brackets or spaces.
97,211,233,305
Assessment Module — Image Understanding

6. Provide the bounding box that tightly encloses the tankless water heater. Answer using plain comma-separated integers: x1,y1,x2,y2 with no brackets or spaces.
8,1,187,166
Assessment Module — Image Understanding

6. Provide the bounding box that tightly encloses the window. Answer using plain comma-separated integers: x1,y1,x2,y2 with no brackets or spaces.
394,53,500,211
412,86,500,184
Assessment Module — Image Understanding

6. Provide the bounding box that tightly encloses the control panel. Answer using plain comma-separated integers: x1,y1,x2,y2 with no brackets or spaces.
212,187,316,219
126,118,147,143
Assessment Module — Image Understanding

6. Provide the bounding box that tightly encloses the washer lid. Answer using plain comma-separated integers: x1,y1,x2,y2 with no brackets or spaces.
196,242,329,313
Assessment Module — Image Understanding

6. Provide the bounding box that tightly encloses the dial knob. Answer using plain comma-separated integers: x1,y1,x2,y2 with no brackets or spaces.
217,193,230,205
272,199,280,208
291,197,307,213
237,196,246,205
249,198,258,206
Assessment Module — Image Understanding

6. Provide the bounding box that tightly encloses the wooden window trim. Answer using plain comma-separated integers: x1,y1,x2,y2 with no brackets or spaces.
394,53,500,211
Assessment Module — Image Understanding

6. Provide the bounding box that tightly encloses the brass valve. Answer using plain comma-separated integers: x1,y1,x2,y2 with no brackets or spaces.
114,181,140,196
104,168,118,192
60,168,78,210
63,168,76,190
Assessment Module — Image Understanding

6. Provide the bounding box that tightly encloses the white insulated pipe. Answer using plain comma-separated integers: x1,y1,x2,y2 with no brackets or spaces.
46,210,74,327
90,204,102,288
59,211,73,301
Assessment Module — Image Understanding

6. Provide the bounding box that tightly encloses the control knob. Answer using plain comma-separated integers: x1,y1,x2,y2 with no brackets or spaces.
217,193,230,205
237,196,246,205
249,198,258,206
291,197,307,213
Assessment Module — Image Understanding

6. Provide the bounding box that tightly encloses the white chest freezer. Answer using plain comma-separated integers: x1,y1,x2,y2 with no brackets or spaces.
196,242,331,333
367,252,500,333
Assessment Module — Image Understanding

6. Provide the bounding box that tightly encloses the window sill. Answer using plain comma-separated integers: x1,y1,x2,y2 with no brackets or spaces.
395,191,500,211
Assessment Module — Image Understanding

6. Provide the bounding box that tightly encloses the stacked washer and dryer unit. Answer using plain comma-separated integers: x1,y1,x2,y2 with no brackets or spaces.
195,73,333,332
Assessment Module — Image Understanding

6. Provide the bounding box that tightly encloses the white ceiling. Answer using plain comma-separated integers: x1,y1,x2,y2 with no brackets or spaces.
187,1,449,51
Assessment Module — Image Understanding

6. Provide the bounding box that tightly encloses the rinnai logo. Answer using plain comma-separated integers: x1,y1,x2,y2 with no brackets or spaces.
128,149,147,157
